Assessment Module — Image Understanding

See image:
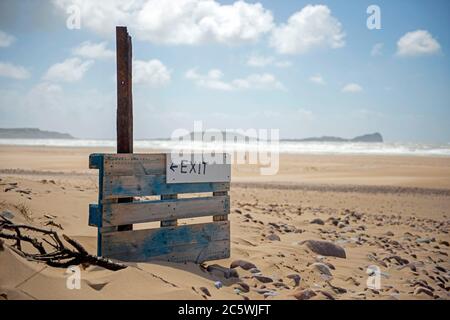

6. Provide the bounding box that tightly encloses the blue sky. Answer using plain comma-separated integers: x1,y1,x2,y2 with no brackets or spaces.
0,0,449,143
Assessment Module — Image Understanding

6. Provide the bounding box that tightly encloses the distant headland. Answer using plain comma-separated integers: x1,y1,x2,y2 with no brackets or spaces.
285,132,384,143
0,128,75,139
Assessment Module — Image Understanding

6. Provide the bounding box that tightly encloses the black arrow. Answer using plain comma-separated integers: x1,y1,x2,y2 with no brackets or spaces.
170,163,178,172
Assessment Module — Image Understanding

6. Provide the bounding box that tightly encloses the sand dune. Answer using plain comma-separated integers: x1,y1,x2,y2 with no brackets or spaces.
1,146,449,300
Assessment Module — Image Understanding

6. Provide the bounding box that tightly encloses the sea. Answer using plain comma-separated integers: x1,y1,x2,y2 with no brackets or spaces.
1,139,450,157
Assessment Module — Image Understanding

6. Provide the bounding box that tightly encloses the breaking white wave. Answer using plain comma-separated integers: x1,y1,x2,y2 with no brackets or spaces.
0,139,449,157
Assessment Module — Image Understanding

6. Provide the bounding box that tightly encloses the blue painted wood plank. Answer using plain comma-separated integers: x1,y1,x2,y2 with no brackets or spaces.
88,204,102,227
89,153,104,169
102,221,230,262
102,195,229,227
102,174,230,198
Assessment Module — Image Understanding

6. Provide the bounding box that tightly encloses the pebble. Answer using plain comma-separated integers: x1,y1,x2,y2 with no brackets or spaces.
301,240,347,258
266,234,281,241
287,274,301,287
235,282,250,293
206,264,239,279
413,286,434,297
230,260,257,271
292,289,317,300
253,275,274,283
199,287,211,297
310,262,333,277
310,218,325,225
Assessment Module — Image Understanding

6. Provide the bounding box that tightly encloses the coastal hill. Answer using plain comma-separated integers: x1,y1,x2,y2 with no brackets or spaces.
180,131,384,143
292,132,384,143
0,128,75,139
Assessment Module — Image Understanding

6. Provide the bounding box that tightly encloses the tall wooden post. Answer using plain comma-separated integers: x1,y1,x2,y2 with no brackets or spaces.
116,26,133,231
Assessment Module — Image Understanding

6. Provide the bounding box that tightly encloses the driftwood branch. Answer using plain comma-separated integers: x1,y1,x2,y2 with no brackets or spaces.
0,216,126,271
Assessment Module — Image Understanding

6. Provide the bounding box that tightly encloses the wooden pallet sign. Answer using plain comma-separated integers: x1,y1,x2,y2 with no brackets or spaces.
88,153,231,263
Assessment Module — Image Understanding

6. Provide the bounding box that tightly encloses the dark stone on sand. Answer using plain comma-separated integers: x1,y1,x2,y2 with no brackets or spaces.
199,287,211,297
207,264,239,279
301,240,347,258
310,262,333,277
292,289,317,300
253,275,274,283
287,274,301,287
310,218,325,225
230,260,257,271
414,286,434,297
235,282,250,293
266,234,281,241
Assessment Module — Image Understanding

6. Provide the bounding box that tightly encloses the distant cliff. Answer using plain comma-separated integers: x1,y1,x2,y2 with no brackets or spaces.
285,133,383,143
0,128,75,139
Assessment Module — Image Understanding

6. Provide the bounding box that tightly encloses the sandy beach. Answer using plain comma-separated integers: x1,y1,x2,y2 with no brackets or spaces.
0,145,449,300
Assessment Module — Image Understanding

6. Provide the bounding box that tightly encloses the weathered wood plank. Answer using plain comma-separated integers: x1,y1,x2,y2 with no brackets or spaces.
89,154,104,169
160,194,178,227
102,221,230,262
103,175,230,198
89,204,101,227
103,153,165,176
101,195,229,227
105,239,230,263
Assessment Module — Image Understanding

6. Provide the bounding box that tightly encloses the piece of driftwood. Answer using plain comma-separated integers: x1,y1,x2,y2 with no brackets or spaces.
0,216,126,271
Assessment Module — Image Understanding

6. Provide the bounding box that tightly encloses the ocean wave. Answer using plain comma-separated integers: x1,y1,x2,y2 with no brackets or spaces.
0,139,449,157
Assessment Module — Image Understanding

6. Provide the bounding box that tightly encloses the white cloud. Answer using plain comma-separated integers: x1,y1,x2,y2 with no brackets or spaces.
246,53,292,68
269,5,345,54
133,59,171,87
185,68,233,91
371,42,383,56
274,60,292,68
53,0,274,45
396,30,441,57
309,74,325,85
43,58,94,82
342,83,363,93
247,54,274,67
232,73,285,90
185,68,284,91
0,62,31,79
0,30,15,47
72,41,114,59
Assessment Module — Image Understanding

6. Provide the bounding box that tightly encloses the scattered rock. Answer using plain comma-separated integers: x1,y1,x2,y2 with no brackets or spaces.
266,234,281,241
206,264,239,279
413,286,434,297
292,289,317,300
310,218,325,225
327,282,347,294
248,267,261,274
416,237,434,244
310,262,333,277
253,275,273,283
199,287,211,297
287,274,301,287
235,282,250,293
439,240,449,247
214,281,223,289
319,290,335,300
230,260,256,271
301,240,346,258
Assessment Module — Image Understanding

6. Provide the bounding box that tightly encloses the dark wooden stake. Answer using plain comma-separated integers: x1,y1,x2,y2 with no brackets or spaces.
116,26,133,231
